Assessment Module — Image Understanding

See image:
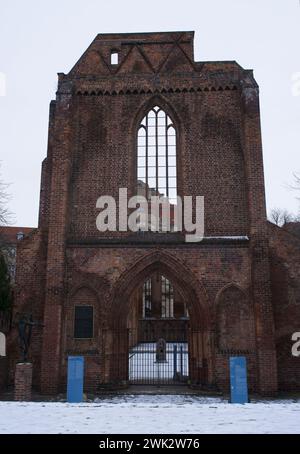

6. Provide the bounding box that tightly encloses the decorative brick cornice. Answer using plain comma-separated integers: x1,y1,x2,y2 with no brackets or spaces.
74,85,239,97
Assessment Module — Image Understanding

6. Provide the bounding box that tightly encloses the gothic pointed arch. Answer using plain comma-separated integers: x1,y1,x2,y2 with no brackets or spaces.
133,94,182,136
110,250,210,329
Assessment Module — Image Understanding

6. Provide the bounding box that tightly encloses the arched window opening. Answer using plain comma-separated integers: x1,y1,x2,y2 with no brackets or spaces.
141,274,187,320
137,106,177,205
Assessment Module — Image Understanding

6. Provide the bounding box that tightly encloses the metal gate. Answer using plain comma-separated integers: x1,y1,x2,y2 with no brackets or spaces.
105,327,207,386
128,328,189,385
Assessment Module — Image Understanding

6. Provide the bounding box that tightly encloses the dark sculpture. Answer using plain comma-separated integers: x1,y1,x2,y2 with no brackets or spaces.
16,313,44,362
156,338,167,363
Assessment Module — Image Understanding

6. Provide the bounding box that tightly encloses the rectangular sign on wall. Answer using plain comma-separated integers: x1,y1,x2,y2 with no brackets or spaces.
229,356,248,404
67,356,84,403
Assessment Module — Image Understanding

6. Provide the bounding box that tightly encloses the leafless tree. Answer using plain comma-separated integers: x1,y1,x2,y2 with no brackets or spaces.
269,208,295,227
270,173,300,226
0,164,13,247
290,172,300,202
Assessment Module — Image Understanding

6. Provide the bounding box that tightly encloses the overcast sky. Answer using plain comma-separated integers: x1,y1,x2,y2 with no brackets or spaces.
0,0,299,227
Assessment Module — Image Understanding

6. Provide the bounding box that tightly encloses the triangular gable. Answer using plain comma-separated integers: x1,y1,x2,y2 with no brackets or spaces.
139,43,174,72
158,44,195,73
69,49,110,76
116,46,154,74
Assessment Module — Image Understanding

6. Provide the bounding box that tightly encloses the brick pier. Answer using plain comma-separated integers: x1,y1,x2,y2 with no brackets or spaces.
14,362,33,401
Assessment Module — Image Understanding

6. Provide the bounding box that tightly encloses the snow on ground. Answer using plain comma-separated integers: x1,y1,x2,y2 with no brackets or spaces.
0,395,300,434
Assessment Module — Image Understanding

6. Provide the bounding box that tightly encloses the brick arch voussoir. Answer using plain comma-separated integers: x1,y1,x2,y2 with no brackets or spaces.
215,282,248,306
110,250,210,329
68,270,110,301
68,284,99,303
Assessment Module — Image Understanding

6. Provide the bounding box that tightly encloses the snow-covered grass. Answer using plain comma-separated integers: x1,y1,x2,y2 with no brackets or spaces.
0,395,300,434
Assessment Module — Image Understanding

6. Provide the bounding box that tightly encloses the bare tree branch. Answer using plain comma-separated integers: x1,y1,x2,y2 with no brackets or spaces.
290,172,300,201
269,208,295,227
0,162,14,231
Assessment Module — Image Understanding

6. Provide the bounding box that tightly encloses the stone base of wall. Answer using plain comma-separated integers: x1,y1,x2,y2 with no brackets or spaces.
14,362,33,401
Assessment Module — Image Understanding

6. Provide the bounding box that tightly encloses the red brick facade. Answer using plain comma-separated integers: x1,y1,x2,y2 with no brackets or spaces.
8,32,300,395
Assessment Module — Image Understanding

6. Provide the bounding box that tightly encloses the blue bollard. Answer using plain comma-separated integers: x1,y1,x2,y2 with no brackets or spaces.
229,356,248,404
67,356,84,403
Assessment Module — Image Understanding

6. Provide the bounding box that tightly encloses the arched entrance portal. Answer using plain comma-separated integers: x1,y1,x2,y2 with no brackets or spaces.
106,252,212,388
128,272,190,385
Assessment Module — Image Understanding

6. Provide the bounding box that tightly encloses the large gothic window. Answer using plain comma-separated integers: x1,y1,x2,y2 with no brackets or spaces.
137,106,177,205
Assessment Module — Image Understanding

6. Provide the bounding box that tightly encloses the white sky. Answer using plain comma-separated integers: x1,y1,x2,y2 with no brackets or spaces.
0,0,299,227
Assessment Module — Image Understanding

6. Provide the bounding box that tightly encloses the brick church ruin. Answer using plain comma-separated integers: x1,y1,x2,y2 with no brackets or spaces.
6,32,300,395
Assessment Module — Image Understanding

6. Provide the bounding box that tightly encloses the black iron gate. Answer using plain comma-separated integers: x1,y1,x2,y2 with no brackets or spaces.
106,327,207,386
128,327,189,385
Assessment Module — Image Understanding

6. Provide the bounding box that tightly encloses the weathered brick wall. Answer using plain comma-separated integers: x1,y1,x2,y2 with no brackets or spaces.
61,286,102,392
68,89,248,240
215,284,257,391
38,101,55,231
269,222,300,391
